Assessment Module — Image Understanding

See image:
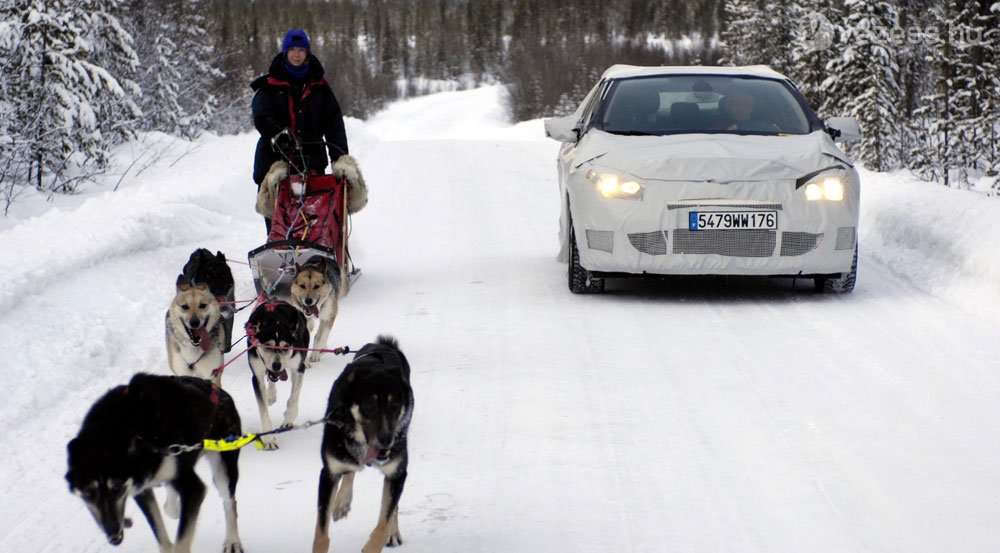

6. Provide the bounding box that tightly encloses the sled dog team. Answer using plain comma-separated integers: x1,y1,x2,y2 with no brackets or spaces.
66,247,414,553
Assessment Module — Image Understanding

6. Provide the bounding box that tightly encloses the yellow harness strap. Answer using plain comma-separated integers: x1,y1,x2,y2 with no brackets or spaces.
203,434,264,452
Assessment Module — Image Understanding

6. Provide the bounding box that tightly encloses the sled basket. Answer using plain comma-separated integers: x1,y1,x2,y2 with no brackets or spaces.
248,240,341,299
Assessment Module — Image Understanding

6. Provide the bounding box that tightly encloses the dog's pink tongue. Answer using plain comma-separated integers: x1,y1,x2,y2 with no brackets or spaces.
363,444,380,464
306,305,319,317
196,328,212,352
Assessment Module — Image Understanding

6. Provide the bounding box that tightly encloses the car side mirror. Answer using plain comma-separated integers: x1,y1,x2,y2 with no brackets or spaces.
544,115,581,142
824,117,862,143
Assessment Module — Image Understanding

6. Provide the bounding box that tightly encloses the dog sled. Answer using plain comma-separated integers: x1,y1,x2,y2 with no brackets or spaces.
249,136,367,301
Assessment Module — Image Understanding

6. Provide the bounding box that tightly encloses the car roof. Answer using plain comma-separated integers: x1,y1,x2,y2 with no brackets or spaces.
601,64,791,82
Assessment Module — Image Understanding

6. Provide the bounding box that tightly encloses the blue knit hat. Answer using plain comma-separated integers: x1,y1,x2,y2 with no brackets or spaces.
282,29,310,54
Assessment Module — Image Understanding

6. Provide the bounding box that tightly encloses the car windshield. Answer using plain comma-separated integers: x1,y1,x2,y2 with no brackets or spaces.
597,75,817,136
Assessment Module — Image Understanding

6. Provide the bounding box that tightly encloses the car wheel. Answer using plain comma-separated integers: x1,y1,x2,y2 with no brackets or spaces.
568,219,605,294
816,245,857,293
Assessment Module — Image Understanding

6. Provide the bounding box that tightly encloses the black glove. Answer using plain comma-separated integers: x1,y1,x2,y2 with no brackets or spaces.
271,129,296,153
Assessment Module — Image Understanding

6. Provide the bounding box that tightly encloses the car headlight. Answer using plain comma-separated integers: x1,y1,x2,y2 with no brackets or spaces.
804,175,845,201
586,169,644,200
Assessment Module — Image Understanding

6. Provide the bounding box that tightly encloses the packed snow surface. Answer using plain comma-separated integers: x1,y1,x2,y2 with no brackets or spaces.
2,85,1000,552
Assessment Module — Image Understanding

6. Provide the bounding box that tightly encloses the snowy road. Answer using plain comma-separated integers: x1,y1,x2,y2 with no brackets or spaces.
2,87,1000,553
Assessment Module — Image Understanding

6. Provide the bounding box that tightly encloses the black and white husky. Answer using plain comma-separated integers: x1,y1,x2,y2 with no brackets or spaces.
245,300,309,450
65,373,243,553
313,336,413,553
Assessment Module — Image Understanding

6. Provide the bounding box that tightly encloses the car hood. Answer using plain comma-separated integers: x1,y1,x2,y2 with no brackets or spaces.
573,130,852,183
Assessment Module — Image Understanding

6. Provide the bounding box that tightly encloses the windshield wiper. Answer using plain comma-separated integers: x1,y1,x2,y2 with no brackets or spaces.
605,130,658,136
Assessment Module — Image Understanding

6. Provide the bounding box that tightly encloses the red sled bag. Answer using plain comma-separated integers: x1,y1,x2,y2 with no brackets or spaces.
268,173,346,255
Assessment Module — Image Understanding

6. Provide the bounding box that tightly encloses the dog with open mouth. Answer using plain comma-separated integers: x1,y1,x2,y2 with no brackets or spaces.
65,373,244,553
313,336,414,553
164,249,234,386
181,248,236,352
245,299,309,450
287,255,346,364
165,282,225,386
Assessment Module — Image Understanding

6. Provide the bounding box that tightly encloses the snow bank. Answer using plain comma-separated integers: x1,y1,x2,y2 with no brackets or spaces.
0,133,256,314
859,168,1000,321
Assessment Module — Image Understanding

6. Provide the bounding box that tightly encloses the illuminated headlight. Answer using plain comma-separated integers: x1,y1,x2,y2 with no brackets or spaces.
804,176,845,201
586,169,644,200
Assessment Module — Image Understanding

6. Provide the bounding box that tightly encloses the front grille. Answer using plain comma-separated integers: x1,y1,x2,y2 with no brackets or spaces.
586,229,614,253
835,226,857,250
780,232,823,256
627,231,668,255
673,229,776,257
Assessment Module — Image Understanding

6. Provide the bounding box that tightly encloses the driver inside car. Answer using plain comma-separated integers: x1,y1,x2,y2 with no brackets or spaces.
716,89,781,132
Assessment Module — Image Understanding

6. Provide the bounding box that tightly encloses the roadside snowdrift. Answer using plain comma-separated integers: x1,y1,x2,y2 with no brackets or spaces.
859,169,1000,320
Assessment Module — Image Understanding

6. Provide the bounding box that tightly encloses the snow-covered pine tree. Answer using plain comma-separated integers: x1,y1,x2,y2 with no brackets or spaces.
909,0,981,186
904,0,998,187
15,0,138,192
823,0,902,172
0,0,34,208
896,0,935,172
970,1,1000,180
184,1,224,133
947,0,987,188
0,0,34,202
789,0,843,114
132,0,220,138
721,0,756,65
86,0,142,149
140,23,185,134
722,0,794,73
1,0,140,194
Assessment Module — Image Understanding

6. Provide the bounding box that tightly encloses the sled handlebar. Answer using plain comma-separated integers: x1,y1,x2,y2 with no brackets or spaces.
271,130,346,158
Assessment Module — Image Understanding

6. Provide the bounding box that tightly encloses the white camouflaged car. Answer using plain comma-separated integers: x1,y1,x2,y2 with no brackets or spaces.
545,65,863,294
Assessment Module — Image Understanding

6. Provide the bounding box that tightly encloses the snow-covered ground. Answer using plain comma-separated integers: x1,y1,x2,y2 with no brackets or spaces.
2,86,1000,553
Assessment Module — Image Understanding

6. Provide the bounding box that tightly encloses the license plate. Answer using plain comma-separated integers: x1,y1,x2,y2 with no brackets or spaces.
689,210,777,231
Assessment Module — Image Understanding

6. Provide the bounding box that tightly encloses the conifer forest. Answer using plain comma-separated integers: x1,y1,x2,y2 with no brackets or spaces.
1,0,997,197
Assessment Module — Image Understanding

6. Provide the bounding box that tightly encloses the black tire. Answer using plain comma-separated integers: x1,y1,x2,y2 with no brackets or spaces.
816,245,857,293
568,220,605,294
